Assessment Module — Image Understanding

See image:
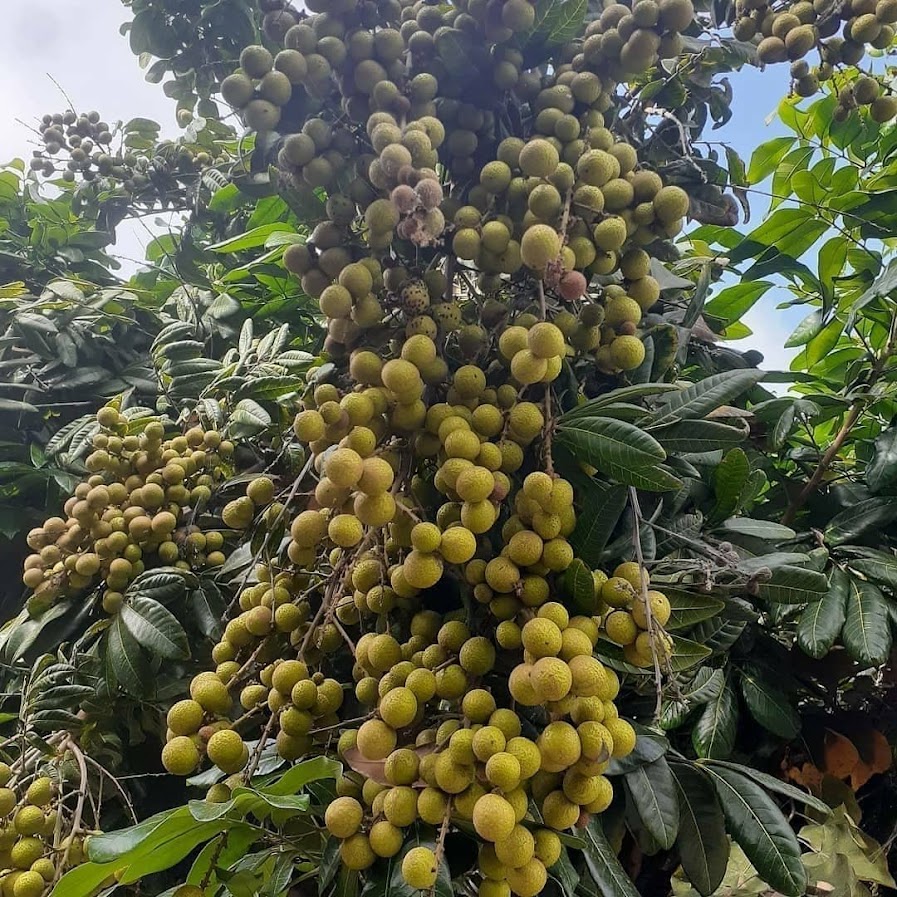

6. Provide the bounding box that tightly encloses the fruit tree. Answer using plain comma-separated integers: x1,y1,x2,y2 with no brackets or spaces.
0,1,896,897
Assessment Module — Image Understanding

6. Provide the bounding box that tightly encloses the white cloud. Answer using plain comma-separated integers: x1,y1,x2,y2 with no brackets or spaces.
1,0,180,270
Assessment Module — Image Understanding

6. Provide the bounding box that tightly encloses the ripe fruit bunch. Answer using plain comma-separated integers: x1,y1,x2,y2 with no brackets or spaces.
320,606,635,895
732,0,897,118
216,0,694,350
29,108,218,196
0,769,84,897
21,408,235,617
596,563,673,668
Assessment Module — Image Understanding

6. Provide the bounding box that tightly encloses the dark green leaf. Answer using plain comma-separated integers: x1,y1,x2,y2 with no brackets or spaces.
569,482,627,568
738,664,800,739
712,448,750,522
651,420,745,453
562,384,679,421
703,761,831,816
670,764,728,897
846,548,897,590
547,847,580,897
556,417,680,491
564,559,597,614
664,590,726,630
758,565,828,605
106,616,150,696
701,765,807,897
825,498,897,545
842,576,892,667
652,371,764,426
605,724,668,775
120,597,190,660
866,427,897,493
126,569,191,605
582,818,640,897
670,635,712,671
722,518,795,540
624,758,679,849
796,567,848,659
693,675,737,759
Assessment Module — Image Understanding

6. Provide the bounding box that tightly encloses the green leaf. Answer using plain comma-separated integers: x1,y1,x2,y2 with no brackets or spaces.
842,576,892,667
747,136,796,184
106,616,150,696
564,558,597,614
757,565,828,605
805,317,844,368
701,765,808,897
670,635,712,671
722,518,796,540
671,764,728,897
555,417,680,491
783,309,824,348
651,420,745,454
624,758,679,849
712,448,750,522
652,370,764,426
693,675,737,759
125,569,191,605
703,761,831,816
796,567,848,659
664,590,726,630
703,281,772,327
866,427,897,493
730,208,828,266
120,596,189,661
208,225,294,254
582,818,640,897
229,399,273,437
569,482,628,568
846,549,897,590
562,383,679,421
738,664,799,739
825,498,897,545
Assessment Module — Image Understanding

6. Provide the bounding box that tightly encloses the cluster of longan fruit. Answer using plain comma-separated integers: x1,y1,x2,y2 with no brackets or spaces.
0,768,84,897
320,602,634,896
213,0,692,363
22,408,234,617
30,109,216,199
151,295,645,897
596,563,673,668
732,0,897,118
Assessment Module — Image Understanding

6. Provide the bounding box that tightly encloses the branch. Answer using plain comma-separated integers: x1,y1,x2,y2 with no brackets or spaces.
782,311,897,525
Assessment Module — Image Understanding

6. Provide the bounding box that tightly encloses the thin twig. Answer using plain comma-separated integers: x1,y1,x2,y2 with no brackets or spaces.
54,739,88,885
629,489,664,720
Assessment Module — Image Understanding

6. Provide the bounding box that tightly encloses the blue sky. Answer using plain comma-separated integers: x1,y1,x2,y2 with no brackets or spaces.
0,0,801,370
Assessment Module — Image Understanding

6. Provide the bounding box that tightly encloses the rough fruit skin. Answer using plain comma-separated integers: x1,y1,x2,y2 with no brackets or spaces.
473,794,516,842
610,335,647,371
161,736,200,775
520,225,561,271
402,846,439,888
518,139,560,178
537,721,581,773
167,699,204,736
206,729,247,773
325,796,364,838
